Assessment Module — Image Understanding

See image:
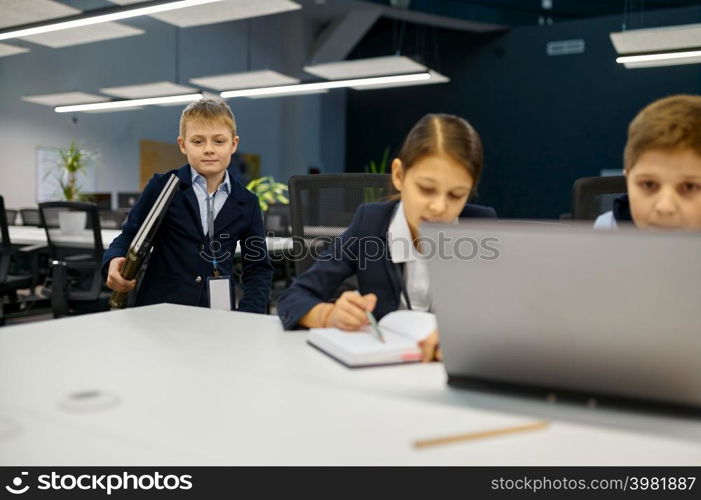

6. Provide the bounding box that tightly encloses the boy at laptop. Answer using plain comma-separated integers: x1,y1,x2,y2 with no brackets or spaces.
103,98,273,312
595,94,701,230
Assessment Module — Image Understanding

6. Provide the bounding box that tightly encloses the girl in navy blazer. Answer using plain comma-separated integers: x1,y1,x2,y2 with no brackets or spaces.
103,99,273,313
277,114,495,358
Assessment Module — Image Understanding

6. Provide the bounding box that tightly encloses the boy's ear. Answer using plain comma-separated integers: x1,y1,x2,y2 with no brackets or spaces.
177,136,187,155
231,135,240,153
391,158,404,192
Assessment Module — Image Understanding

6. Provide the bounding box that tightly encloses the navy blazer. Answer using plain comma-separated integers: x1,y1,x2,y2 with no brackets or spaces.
277,200,497,329
102,164,273,313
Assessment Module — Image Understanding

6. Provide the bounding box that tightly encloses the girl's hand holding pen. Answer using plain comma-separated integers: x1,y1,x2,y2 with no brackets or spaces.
324,291,377,331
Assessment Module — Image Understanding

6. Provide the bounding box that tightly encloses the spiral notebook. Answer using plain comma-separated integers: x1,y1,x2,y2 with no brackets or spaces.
306,310,437,367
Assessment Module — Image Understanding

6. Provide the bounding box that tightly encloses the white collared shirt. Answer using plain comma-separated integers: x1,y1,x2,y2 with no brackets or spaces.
190,167,231,236
387,201,432,312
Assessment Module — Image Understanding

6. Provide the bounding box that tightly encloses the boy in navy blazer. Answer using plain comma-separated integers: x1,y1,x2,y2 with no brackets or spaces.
103,99,273,313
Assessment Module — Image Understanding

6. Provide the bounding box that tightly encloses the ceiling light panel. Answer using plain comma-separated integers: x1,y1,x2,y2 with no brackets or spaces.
101,81,197,99
108,0,301,28
304,56,428,80
21,91,110,107
190,70,299,91
19,22,144,48
0,0,79,29
610,23,701,54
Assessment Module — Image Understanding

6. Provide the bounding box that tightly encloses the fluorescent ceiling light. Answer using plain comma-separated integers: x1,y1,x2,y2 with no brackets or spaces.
22,91,110,107
0,42,30,57
20,22,144,48
616,50,701,69
84,106,144,113
220,73,431,99
248,89,329,99
0,0,226,42
101,81,197,99
55,93,203,113
351,70,449,90
611,23,701,68
304,55,428,80
108,0,301,28
190,70,299,91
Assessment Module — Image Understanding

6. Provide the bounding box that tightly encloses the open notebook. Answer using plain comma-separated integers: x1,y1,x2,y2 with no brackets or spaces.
307,310,436,367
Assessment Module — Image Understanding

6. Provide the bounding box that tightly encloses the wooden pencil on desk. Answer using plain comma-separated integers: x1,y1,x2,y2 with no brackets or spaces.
414,420,549,449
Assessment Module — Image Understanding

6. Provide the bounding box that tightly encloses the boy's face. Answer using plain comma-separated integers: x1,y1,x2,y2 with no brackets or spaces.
177,120,239,178
626,148,701,230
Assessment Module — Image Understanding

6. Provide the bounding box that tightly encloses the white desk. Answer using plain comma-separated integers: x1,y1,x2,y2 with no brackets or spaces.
8,226,293,254
0,304,699,466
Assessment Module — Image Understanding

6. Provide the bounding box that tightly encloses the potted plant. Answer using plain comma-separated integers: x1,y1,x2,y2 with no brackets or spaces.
56,142,92,234
363,146,391,202
246,176,289,212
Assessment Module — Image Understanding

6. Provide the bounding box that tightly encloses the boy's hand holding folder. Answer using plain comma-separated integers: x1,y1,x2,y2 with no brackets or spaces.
106,257,136,293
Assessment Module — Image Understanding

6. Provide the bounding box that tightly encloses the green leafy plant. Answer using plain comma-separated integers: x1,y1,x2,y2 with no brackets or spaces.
246,176,289,212
57,142,92,202
364,146,391,202
365,146,391,174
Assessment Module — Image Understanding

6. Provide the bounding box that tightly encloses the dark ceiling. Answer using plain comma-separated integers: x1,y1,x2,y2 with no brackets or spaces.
363,0,701,26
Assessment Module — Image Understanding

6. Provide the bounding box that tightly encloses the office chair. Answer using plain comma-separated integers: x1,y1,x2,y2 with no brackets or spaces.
38,201,110,317
0,196,42,325
19,208,41,226
4,209,17,226
98,210,127,229
288,173,393,277
264,203,292,237
572,175,627,221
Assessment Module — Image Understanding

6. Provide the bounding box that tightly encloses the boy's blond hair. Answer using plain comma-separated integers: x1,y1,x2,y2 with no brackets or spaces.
625,94,701,172
179,98,237,138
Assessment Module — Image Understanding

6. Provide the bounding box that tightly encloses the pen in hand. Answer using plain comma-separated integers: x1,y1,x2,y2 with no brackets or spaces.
354,291,384,343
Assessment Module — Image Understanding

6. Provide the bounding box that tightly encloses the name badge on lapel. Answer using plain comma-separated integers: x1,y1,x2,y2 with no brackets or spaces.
208,276,232,311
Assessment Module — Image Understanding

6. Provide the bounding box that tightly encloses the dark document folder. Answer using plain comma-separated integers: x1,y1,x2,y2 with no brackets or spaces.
109,174,180,309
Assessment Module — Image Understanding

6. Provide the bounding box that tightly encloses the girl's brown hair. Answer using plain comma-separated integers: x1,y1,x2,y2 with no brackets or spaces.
396,113,484,191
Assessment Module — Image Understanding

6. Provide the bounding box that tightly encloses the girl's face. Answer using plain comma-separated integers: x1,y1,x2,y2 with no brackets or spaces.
391,154,474,240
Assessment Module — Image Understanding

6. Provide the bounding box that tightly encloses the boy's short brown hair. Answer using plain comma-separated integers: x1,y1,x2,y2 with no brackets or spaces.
179,98,237,138
625,94,701,172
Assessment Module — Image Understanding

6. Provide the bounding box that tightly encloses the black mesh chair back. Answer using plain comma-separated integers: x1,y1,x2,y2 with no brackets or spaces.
38,202,107,316
1,197,36,319
0,196,11,282
19,208,41,226
4,209,17,226
38,202,103,262
264,203,292,237
572,176,627,220
288,173,393,276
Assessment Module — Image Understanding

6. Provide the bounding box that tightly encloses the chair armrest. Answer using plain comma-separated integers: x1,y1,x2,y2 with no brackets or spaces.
18,243,46,253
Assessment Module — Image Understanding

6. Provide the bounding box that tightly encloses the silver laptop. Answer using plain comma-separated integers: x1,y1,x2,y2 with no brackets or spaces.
423,221,701,411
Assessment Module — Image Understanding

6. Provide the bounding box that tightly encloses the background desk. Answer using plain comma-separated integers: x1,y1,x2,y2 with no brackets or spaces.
8,226,293,254
0,304,699,465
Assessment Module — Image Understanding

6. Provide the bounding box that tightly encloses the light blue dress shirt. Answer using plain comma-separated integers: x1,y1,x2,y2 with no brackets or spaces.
190,166,231,237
